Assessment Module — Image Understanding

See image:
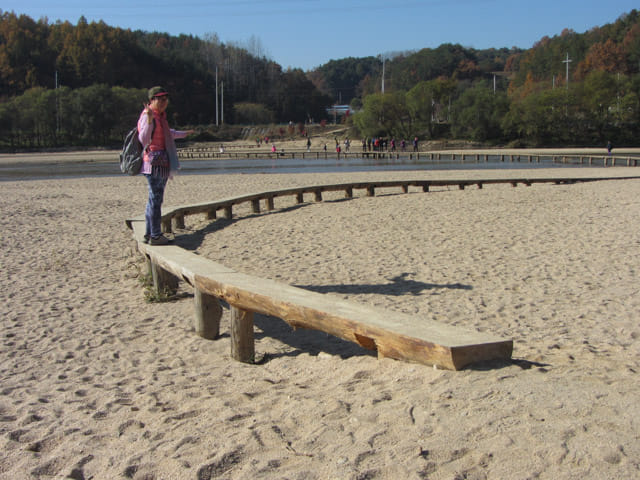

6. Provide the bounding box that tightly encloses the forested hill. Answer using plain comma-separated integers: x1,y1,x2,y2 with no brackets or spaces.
309,10,640,104
0,9,639,148
0,12,331,126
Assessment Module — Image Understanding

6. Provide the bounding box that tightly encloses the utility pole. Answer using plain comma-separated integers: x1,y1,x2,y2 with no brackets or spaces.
381,57,385,94
215,66,219,126
55,71,60,136
562,52,572,89
221,81,224,125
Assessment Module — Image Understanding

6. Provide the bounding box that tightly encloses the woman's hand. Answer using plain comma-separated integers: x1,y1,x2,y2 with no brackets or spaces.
145,103,153,122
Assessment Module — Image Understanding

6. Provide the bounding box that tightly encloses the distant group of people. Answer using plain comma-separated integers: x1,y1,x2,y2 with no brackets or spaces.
360,136,419,153
250,134,425,156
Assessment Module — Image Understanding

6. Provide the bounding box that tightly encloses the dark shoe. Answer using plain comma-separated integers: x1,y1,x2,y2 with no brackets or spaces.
143,234,150,244
149,235,170,246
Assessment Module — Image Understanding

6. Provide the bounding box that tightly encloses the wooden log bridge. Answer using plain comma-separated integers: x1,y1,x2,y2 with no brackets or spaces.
178,147,640,167
125,176,639,370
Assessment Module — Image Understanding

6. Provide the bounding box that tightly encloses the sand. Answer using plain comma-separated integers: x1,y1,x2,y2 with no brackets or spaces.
1,163,640,479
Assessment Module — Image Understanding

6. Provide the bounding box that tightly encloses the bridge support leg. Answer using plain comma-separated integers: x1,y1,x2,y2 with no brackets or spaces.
194,289,222,339
231,307,254,363
150,261,179,296
173,214,185,230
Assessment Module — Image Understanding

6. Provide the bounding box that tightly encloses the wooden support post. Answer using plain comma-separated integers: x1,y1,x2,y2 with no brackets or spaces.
314,190,323,202
345,187,353,198
477,183,483,189
422,184,430,192
145,254,153,278
366,186,375,197
194,289,222,339
150,262,179,296
296,192,304,204
207,209,217,220
173,214,185,230
458,184,465,190
161,218,172,234
223,206,233,219
251,199,260,214
230,307,254,363
401,184,409,194
266,197,275,211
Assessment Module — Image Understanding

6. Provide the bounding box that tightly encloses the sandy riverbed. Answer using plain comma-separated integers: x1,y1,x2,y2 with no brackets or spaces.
1,165,639,479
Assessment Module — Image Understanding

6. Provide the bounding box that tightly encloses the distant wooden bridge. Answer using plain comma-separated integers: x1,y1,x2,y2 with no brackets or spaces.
178,147,640,167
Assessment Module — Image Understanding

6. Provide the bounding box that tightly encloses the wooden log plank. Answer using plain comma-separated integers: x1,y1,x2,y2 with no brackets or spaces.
126,177,640,231
130,221,511,369
193,270,512,370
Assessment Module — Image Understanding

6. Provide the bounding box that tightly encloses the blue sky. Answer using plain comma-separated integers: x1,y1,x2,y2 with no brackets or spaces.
3,1,638,70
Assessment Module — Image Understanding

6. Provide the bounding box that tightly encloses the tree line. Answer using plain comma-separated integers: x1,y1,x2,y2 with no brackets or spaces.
0,9,639,149
346,10,640,146
0,11,331,148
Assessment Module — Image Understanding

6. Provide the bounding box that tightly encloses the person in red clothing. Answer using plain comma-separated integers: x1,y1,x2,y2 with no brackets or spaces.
137,86,194,245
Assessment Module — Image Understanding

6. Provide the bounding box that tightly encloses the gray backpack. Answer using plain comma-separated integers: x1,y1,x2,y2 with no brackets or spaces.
119,120,155,175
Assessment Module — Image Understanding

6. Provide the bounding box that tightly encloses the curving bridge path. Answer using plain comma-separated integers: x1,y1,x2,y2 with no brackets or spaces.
125,175,640,370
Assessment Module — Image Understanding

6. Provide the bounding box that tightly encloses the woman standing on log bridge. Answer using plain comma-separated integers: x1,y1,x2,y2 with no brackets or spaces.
138,86,194,246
